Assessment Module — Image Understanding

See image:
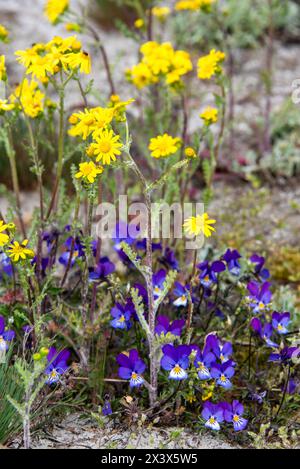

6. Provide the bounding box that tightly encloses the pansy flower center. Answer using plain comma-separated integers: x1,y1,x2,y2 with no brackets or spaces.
51,369,59,379
173,364,182,374
220,374,226,382
277,324,283,331
119,315,126,323
131,372,138,380
209,416,216,424
204,275,210,282
258,302,265,310
233,414,240,423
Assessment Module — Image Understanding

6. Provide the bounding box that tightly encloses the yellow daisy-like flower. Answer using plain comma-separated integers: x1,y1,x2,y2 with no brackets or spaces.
75,162,103,184
200,106,218,125
0,221,10,247
7,239,35,262
197,49,225,80
88,129,123,165
15,47,40,69
0,55,7,81
152,6,171,19
183,213,216,238
45,0,69,24
175,0,215,11
149,133,181,158
185,147,196,158
11,79,44,119
63,51,91,74
0,24,9,42
68,107,114,140
26,55,55,81
134,18,145,29
0,99,15,113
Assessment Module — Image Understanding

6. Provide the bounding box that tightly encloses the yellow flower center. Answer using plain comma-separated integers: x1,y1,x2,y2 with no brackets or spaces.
131,372,138,380
98,141,112,153
209,417,216,424
258,302,265,310
220,374,226,382
119,315,125,323
233,415,239,423
173,364,181,374
277,324,283,331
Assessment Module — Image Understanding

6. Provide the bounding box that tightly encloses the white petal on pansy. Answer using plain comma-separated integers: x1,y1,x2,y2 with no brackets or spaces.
169,365,187,380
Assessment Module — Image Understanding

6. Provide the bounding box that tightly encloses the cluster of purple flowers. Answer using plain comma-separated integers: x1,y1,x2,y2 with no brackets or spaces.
202,400,248,432
159,335,235,388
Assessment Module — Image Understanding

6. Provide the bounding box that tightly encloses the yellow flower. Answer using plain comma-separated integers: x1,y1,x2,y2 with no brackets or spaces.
11,79,44,118
185,147,196,158
7,239,35,262
0,55,7,81
0,221,10,247
128,62,156,89
15,47,39,68
68,107,114,140
88,129,123,165
75,162,103,184
45,0,69,24
26,55,55,81
63,51,91,74
149,133,181,158
0,99,15,113
152,6,171,19
134,18,145,29
200,106,218,125
175,0,215,11
197,49,226,80
183,213,216,237
0,24,9,42
65,23,82,33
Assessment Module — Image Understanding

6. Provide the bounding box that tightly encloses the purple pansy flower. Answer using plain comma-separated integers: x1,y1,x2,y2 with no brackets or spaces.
152,269,167,300
155,315,185,337
89,256,115,281
269,346,299,364
0,252,13,277
0,316,15,352
246,281,272,314
159,248,179,271
172,281,189,307
204,334,234,364
272,312,290,335
110,303,132,330
223,249,241,276
198,261,226,288
194,348,215,380
211,361,235,389
224,400,248,431
202,402,224,431
117,349,146,387
45,347,70,385
160,344,190,380
59,236,85,267
250,318,279,348
102,400,113,416
250,254,270,280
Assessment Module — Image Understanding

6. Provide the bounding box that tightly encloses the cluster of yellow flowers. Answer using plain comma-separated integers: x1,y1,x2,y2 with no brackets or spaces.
197,49,226,80
44,0,69,24
15,35,91,84
200,106,218,125
69,97,134,184
11,79,45,118
175,0,215,11
0,24,9,42
127,41,193,89
0,220,34,262
148,133,181,159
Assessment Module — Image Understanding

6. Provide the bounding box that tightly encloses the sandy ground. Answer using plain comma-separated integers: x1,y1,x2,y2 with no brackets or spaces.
10,413,236,449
